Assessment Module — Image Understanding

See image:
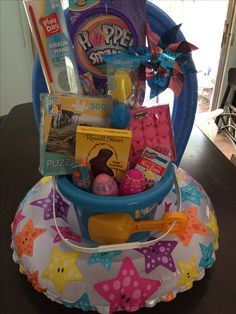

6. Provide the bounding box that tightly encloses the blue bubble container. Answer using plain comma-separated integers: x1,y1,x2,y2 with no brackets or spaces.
57,164,174,243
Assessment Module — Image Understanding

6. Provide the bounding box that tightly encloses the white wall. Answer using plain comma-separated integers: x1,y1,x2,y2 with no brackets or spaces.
0,0,33,116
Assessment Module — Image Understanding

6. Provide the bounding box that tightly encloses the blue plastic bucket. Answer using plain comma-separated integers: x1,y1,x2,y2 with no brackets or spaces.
57,164,174,242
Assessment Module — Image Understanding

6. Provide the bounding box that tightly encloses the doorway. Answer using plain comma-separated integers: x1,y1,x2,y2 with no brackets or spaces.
148,0,236,161
149,0,229,113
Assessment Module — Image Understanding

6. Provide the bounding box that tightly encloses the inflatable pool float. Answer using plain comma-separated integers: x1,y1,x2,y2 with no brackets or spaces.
11,167,218,313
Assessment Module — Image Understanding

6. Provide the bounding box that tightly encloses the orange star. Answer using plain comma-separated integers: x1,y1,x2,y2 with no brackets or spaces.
27,271,46,293
176,207,210,246
15,220,46,257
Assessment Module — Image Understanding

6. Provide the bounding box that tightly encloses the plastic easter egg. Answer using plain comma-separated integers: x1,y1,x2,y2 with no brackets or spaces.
111,70,133,103
92,173,119,196
119,169,146,196
110,102,130,129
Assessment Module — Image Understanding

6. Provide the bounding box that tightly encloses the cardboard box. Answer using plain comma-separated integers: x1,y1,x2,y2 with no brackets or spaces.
135,147,171,188
75,126,132,180
40,94,111,175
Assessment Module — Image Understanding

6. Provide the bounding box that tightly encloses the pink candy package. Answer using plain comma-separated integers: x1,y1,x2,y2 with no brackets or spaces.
128,105,176,167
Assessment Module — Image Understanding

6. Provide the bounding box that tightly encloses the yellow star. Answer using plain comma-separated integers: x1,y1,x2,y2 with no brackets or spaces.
40,176,52,184
177,256,199,290
206,207,219,250
42,247,82,294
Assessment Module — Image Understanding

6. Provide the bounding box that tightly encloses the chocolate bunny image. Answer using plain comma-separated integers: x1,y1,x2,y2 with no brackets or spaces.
89,149,114,177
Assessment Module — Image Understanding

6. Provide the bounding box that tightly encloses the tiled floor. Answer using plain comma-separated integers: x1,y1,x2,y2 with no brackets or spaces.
214,131,236,161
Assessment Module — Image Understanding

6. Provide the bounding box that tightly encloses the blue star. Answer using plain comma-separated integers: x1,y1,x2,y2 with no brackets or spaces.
22,190,37,204
63,293,92,311
180,183,206,205
199,243,215,268
87,251,121,270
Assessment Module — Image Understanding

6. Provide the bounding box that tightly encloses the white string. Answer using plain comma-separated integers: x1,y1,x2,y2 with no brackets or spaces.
52,167,182,253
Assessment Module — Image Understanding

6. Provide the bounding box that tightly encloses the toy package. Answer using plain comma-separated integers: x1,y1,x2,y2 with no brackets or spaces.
75,126,132,180
103,53,142,107
23,0,83,95
66,0,146,93
128,105,176,167
135,147,171,188
40,94,111,175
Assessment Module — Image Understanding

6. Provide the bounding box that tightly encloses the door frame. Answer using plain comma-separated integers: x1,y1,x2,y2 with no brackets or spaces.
211,0,236,110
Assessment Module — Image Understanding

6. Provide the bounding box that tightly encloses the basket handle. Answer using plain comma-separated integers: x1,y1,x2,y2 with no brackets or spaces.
52,167,182,253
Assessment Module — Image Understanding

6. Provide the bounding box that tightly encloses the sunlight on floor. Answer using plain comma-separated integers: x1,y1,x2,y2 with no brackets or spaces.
214,131,236,161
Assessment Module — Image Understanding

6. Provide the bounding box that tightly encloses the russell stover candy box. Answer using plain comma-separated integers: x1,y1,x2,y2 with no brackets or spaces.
40,94,111,176
75,126,132,181
66,0,146,93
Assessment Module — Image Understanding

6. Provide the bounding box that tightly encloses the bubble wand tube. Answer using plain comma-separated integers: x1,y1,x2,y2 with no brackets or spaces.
23,0,83,95
28,4,54,92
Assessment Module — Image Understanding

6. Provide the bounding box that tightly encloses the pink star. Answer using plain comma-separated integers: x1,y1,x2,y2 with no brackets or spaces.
12,208,25,233
51,226,81,243
94,257,160,313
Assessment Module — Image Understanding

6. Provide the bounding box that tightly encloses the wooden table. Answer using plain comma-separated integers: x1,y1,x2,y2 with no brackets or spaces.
1,103,236,314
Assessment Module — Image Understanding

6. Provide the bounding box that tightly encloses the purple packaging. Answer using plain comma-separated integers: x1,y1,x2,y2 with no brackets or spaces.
67,0,146,93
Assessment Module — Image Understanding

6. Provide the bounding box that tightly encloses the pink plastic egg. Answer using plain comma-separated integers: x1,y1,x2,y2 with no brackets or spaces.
92,174,119,196
119,169,146,196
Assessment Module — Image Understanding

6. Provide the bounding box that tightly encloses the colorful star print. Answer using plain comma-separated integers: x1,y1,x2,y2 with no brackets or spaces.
31,189,69,222
177,256,199,290
88,251,121,270
199,243,215,268
42,247,82,294
136,240,177,273
27,271,46,293
12,208,25,233
15,220,46,257
63,293,93,311
51,226,81,243
22,190,38,204
94,257,160,313
206,208,219,250
176,207,210,246
179,183,206,205
40,176,52,184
